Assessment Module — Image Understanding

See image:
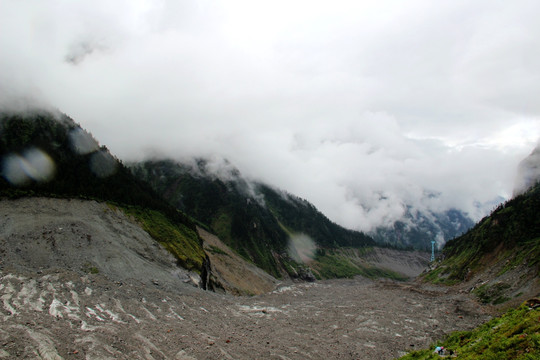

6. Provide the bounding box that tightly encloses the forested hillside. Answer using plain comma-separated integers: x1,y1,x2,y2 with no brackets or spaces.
130,159,403,279
422,181,540,305
257,184,374,248
131,159,291,278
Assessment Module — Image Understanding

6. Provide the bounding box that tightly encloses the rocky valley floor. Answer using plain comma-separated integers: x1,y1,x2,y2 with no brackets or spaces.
0,270,492,360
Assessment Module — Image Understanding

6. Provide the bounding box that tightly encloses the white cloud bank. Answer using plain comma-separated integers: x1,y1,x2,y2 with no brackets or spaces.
1,0,539,232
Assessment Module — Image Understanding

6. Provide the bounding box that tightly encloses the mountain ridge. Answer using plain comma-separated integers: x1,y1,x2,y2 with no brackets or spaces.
421,181,540,307
129,158,392,280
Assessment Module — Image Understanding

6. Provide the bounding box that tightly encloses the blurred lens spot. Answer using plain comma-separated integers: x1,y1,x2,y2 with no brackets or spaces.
2,154,30,186
287,234,316,263
2,148,56,185
89,150,117,178
23,148,56,182
69,128,99,155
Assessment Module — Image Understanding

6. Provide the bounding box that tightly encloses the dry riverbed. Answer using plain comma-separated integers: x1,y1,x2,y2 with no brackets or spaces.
0,269,491,360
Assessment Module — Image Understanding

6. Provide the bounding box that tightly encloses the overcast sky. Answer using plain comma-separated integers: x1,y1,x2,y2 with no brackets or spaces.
1,0,540,232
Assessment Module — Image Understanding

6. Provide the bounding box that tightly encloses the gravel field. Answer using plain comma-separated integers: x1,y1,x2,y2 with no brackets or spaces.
0,270,491,360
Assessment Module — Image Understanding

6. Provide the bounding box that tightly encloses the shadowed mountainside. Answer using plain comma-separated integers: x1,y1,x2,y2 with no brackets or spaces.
130,159,423,281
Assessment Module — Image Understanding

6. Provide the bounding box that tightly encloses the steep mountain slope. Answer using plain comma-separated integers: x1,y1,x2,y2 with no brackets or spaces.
1,110,178,217
400,154,540,359
256,183,374,249
130,159,424,281
198,226,278,295
0,109,208,276
422,182,540,306
130,159,293,278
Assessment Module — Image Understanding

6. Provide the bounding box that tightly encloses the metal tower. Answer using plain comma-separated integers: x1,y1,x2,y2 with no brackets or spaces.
430,240,436,262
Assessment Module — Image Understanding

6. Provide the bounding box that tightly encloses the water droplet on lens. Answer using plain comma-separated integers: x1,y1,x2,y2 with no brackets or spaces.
2,154,30,186
1,148,55,185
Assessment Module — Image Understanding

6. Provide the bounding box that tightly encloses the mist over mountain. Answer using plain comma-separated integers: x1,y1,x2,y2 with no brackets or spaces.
131,156,475,252
513,142,540,196
371,207,474,251
418,142,540,309
130,158,379,279
3,1,539,243
423,180,540,306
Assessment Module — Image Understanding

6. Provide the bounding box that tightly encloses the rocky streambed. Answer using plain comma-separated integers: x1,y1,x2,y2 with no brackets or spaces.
0,269,491,360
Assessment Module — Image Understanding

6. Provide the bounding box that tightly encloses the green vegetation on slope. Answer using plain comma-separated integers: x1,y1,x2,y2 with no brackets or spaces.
130,160,288,278
258,184,375,249
310,250,407,280
121,205,206,272
422,183,540,286
130,159,381,279
399,303,540,360
473,282,512,305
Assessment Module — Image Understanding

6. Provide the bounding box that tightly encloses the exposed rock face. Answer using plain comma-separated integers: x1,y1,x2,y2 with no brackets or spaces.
198,226,278,295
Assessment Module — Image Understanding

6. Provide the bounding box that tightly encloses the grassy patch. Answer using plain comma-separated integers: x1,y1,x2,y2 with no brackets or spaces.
121,205,206,273
312,253,360,278
211,212,233,240
498,239,540,276
311,253,407,280
82,263,99,274
421,266,448,284
473,282,512,305
398,304,540,360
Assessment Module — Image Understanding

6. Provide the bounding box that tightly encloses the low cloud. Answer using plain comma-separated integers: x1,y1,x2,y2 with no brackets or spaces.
1,0,539,232
65,39,109,65
513,142,540,196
